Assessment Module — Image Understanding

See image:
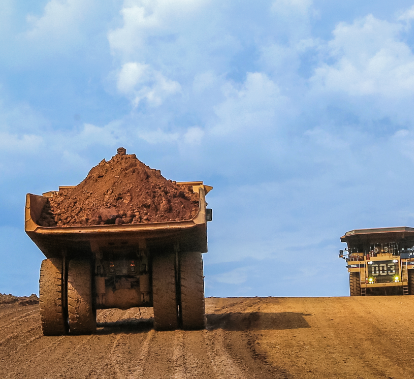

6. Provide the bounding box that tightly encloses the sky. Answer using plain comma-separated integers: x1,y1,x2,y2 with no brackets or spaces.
2,0,414,297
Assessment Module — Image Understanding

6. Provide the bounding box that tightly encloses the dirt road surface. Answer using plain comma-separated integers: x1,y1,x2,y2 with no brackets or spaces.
1,296,414,378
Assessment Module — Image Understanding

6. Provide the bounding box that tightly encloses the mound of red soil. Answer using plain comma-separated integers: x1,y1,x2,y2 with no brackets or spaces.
38,148,200,227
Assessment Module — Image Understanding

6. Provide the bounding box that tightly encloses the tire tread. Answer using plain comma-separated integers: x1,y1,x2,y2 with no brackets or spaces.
67,260,96,334
180,252,206,330
39,258,67,336
152,253,178,331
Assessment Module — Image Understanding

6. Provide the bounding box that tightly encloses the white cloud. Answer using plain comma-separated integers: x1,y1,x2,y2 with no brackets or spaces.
116,61,181,107
308,14,414,126
117,62,149,94
398,5,414,22
108,0,210,59
312,15,414,95
25,0,96,43
211,72,293,136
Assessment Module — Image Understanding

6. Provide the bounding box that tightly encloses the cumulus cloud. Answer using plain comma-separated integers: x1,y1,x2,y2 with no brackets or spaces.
213,73,281,134
25,0,96,42
20,0,116,63
108,0,210,60
309,14,414,126
398,5,414,22
116,62,181,107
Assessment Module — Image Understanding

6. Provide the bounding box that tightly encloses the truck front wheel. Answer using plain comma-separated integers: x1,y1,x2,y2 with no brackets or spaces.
39,258,68,336
67,260,96,334
179,252,206,330
152,252,179,331
349,272,361,296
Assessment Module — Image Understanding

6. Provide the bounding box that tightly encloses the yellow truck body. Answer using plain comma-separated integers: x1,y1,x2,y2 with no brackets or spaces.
26,181,212,335
340,227,414,295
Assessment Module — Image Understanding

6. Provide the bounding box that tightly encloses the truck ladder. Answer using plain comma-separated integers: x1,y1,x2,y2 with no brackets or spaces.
361,288,366,296
403,286,409,295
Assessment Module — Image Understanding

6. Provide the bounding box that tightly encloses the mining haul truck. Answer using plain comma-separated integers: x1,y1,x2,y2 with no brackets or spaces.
340,227,414,296
25,182,212,335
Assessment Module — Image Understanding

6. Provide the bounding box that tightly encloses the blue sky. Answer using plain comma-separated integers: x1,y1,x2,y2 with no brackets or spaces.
2,0,414,297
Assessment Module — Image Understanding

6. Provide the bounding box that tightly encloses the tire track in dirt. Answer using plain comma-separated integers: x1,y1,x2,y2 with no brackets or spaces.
205,297,290,379
170,330,217,379
0,308,38,332
82,308,155,379
5,336,65,379
172,330,186,379
205,329,247,379
0,324,39,346
108,334,124,378
127,330,155,378
0,306,36,324
0,298,291,378
8,297,414,378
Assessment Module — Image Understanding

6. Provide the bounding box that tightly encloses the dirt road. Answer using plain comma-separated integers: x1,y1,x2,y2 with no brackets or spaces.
1,296,414,378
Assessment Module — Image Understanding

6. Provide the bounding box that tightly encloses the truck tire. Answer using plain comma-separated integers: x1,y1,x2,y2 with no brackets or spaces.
67,260,96,334
152,252,178,331
349,272,361,296
179,252,206,330
39,258,67,336
409,270,414,295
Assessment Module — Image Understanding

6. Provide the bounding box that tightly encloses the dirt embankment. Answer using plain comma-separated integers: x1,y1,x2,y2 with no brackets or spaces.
38,148,199,227
2,296,414,378
0,293,38,306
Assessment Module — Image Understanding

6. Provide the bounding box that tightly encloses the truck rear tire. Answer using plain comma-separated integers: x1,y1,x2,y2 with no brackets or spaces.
179,252,206,330
152,252,178,331
67,260,96,334
409,270,414,295
39,258,67,336
349,272,361,296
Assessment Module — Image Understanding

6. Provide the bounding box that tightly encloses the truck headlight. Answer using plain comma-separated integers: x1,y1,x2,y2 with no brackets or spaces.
394,276,399,282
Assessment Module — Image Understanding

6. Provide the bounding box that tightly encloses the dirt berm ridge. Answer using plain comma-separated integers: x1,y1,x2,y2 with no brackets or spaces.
1,295,413,378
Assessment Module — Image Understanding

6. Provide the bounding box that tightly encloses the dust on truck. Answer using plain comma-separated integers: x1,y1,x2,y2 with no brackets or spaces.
25,181,212,336
339,227,414,296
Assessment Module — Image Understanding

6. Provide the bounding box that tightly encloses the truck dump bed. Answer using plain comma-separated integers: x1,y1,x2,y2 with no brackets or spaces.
25,182,212,260
341,227,414,247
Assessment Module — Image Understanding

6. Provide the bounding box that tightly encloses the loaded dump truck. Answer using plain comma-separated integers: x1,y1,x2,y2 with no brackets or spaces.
25,148,212,335
340,227,414,296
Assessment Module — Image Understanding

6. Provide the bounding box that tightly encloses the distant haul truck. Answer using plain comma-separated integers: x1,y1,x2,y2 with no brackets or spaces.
26,180,212,335
340,227,414,296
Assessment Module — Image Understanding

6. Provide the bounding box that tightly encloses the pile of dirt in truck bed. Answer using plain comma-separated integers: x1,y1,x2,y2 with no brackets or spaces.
38,148,200,227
